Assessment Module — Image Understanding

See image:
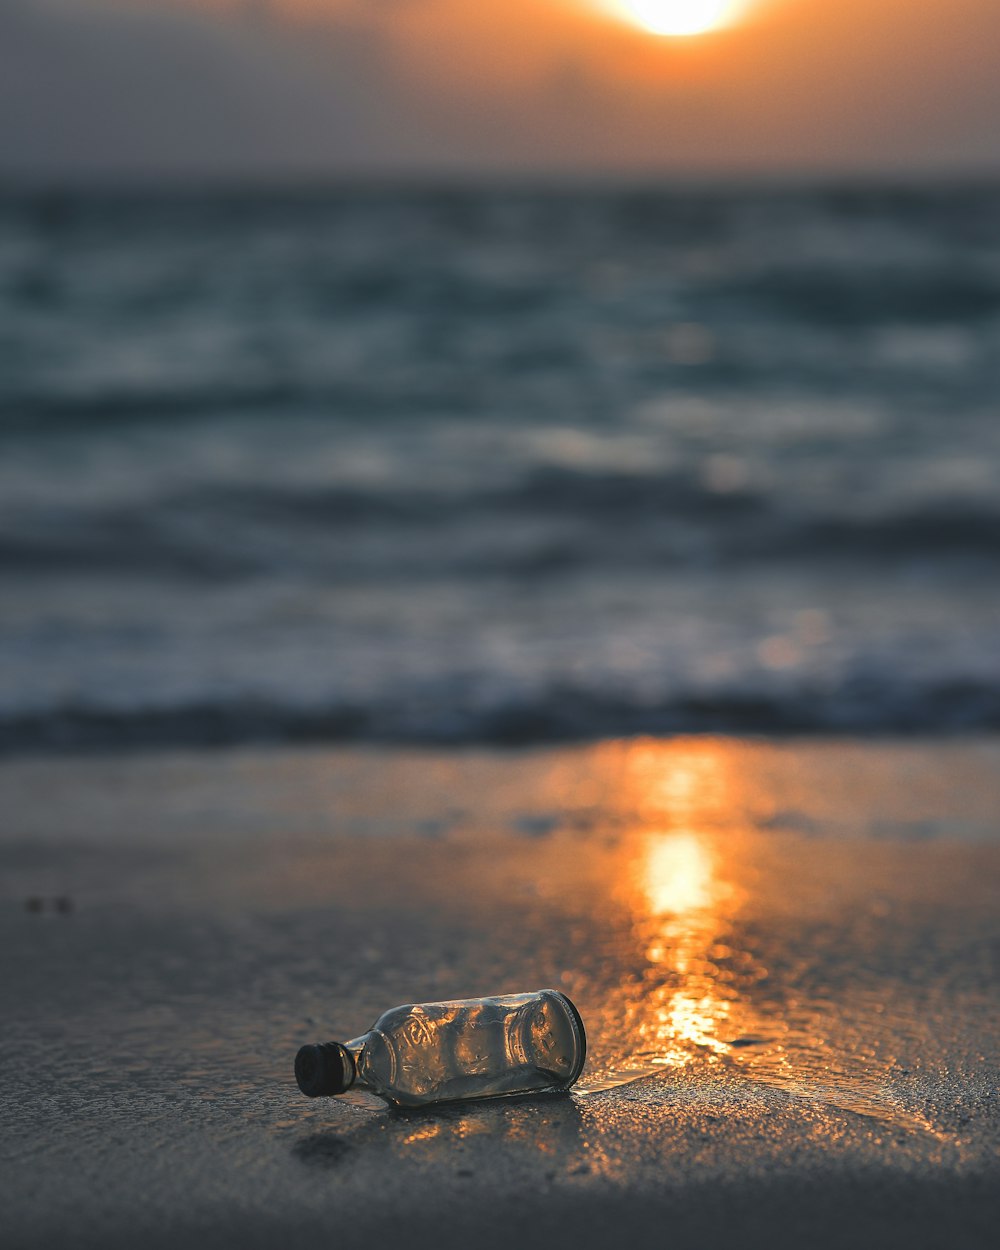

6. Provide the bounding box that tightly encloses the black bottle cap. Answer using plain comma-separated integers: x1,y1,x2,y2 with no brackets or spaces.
295,1042,354,1097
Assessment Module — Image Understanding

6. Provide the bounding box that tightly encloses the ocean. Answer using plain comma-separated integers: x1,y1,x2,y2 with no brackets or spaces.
1,182,998,752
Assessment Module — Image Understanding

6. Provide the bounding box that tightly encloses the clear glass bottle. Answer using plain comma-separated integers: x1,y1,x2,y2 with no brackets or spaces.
294,988,587,1109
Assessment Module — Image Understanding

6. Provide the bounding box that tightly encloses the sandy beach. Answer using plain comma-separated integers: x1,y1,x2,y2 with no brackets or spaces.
2,737,997,1248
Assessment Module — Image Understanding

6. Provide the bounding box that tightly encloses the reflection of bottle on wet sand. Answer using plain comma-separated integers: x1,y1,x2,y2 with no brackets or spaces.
293,1087,588,1175
295,989,587,1109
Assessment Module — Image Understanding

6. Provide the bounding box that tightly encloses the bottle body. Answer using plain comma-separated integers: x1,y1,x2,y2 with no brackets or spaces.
296,988,586,1109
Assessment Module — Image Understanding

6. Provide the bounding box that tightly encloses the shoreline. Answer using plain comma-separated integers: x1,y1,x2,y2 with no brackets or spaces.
5,716,1000,760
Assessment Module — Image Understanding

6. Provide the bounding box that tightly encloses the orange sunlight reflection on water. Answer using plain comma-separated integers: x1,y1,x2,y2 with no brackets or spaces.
635,829,737,1064
579,743,766,1089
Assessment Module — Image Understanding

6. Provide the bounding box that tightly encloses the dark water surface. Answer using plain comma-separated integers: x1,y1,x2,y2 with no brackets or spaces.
2,184,999,749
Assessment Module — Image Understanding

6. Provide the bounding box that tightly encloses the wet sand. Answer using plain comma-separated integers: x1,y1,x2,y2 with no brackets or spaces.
1,739,998,1248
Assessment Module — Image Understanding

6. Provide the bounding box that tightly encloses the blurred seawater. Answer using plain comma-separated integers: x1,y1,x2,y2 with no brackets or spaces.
1,183,999,750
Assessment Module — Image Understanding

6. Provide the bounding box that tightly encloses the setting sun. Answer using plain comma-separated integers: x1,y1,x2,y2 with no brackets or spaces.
615,0,742,36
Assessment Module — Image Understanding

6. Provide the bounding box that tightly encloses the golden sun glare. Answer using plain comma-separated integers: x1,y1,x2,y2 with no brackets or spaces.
616,0,741,37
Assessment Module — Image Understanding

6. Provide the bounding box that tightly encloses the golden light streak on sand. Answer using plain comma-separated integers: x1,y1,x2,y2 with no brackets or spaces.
582,742,756,1075
630,828,738,1065
643,829,715,917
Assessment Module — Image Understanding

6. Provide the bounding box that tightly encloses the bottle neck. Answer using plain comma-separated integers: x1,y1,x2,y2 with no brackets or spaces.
340,1034,371,1090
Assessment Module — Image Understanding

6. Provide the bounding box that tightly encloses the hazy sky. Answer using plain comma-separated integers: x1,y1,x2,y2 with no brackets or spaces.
2,0,999,181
